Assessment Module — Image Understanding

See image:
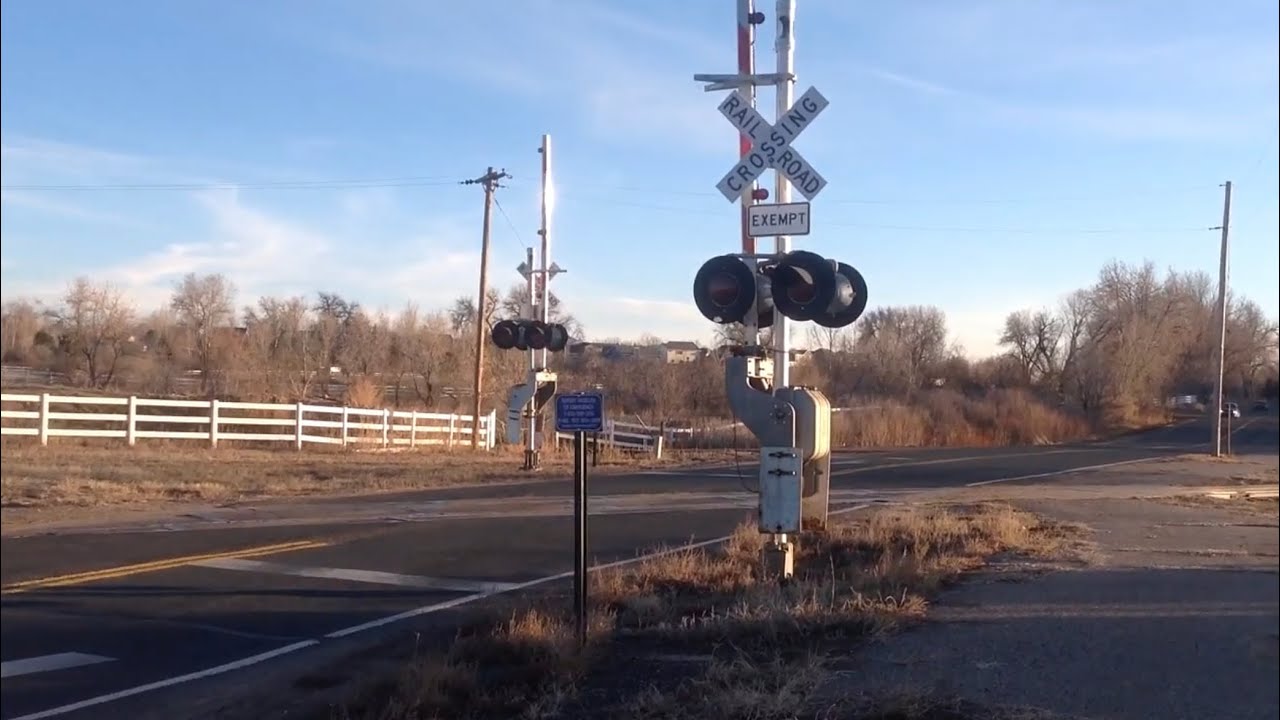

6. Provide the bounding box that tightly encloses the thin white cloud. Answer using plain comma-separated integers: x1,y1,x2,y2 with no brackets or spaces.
586,79,726,155
987,104,1248,143
91,189,333,299
0,136,150,180
294,1,726,155
830,0,1276,145
848,62,1260,143
0,189,154,229
2,191,485,317
849,65,962,98
336,186,397,221
612,297,705,322
567,295,714,345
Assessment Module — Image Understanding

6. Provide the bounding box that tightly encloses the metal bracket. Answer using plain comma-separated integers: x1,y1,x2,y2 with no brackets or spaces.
725,355,794,447
533,372,557,413
759,446,802,534
693,72,796,92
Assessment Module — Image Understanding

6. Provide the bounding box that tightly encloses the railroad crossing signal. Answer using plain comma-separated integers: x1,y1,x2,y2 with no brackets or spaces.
714,86,829,202
693,251,868,329
491,319,570,352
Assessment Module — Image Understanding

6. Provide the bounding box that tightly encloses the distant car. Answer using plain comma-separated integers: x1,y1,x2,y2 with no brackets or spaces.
1221,402,1240,419
1253,399,1269,413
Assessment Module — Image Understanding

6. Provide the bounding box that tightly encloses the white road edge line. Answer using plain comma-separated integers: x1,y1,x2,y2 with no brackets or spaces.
1,653,115,679
964,418,1270,488
13,504,872,720
190,558,519,594
830,447,1098,478
8,642,317,720
964,457,1163,487
639,472,755,478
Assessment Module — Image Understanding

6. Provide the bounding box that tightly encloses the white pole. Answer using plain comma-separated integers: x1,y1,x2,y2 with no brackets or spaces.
773,0,796,389
1211,180,1232,456
539,134,553,368
737,0,760,346
526,245,538,463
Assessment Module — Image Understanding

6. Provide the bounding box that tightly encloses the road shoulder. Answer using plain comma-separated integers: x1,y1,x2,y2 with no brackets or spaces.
814,481,1278,719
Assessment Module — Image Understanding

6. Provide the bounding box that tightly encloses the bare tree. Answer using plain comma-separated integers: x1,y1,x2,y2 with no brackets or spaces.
449,297,476,334
806,323,851,353
54,278,135,388
241,296,321,400
496,283,584,339
855,305,949,391
135,308,186,395
1,299,47,364
399,311,456,408
338,309,391,379
448,289,501,336
712,322,774,350
170,273,236,393
1223,298,1280,398
384,304,418,406
311,292,359,380
1000,310,1038,384
1000,309,1063,387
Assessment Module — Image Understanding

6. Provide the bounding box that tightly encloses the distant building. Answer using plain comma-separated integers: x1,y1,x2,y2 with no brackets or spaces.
662,341,702,363
566,340,706,364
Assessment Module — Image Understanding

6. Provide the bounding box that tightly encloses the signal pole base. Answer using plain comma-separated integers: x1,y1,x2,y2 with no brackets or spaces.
761,537,794,582
523,450,541,471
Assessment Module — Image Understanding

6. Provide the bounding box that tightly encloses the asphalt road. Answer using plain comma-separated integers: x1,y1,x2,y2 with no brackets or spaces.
2,413,1275,720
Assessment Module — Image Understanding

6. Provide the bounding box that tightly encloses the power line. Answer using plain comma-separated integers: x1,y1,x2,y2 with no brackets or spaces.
579,196,1211,235
822,221,1214,235
4,172,1220,211
492,195,529,253
0,175,464,192
3,171,1207,235
544,180,1221,207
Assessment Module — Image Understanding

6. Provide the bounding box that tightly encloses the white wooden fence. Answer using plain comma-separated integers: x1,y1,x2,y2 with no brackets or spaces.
0,392,496,450
554,420,664,457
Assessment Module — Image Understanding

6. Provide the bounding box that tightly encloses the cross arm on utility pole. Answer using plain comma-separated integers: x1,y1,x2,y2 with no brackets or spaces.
462,168,511,190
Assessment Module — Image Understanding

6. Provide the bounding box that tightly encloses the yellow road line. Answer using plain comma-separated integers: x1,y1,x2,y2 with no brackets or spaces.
1,539,331,594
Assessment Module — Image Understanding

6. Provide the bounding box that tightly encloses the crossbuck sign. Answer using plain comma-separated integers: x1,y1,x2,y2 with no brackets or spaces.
715,86,829,202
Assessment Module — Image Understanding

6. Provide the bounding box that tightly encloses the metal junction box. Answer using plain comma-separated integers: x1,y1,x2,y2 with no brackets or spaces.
758,446,803,534
773,387,830,460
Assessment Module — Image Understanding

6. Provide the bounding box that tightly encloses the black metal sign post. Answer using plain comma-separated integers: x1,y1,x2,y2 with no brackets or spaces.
555,391,602,649
573,429,589,647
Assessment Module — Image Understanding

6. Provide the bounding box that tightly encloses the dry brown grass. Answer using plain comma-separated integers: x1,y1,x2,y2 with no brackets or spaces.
0,442,738,511
344,609,613,720
345,503,1082,720
1159,494,1280,516
1162,452,1244,464
814,692,1081,719
344,376,385,409
831,390,1094,450
1097,399,1173,432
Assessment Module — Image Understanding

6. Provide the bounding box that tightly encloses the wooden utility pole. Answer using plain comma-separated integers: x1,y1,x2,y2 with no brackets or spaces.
464,167,509,449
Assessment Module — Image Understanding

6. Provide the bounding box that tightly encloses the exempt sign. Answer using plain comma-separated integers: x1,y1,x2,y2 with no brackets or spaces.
747,202,811,237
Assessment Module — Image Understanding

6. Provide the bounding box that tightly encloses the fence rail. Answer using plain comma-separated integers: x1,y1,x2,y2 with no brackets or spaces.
554,420,665,457
0,392,496,450
557,410,868,454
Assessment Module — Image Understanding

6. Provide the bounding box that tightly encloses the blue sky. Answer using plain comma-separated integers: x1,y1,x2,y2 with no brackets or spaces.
2,0,1277,357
